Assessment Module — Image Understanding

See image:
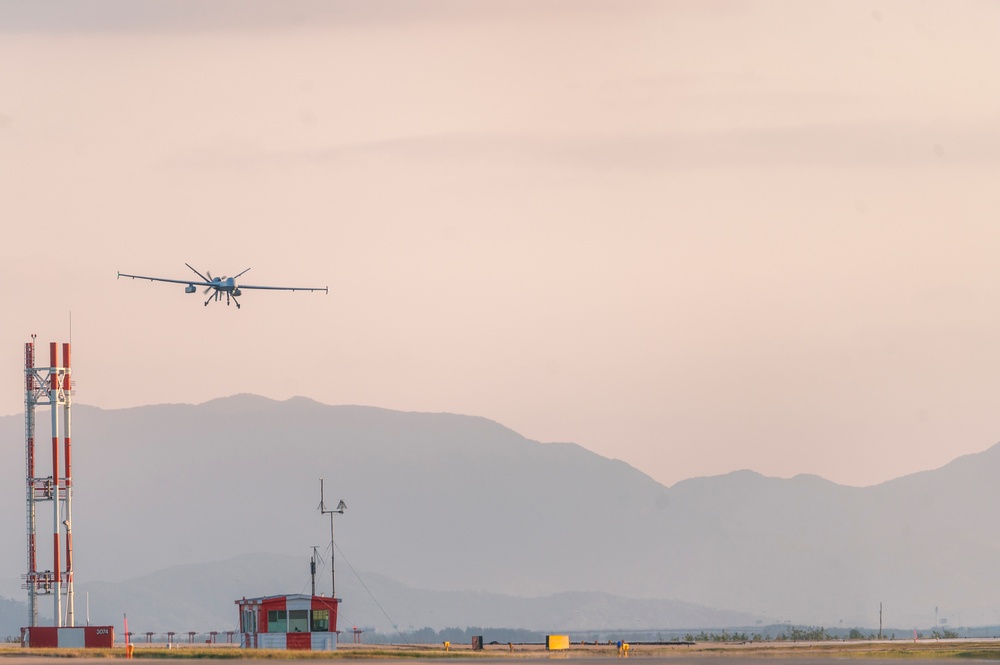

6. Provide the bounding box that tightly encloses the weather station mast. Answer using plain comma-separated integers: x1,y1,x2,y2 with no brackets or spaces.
319,479,346,599
23,338,75,628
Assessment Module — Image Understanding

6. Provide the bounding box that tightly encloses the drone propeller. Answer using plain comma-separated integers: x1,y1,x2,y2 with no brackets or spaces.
185,264,218,295
202,270,227,295
184,264,246,308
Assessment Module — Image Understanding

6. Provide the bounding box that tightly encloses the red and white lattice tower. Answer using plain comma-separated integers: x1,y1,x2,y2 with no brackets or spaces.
23,337,75,628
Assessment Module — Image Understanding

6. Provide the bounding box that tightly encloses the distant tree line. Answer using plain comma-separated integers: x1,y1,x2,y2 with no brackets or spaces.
359,624,973,645
683,630,751,642
0,596,28,643
364,626,548,644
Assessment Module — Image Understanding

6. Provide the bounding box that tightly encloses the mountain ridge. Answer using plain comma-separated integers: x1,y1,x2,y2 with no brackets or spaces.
1,394,998,630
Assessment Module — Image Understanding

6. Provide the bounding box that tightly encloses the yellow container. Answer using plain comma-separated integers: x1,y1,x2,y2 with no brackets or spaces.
546,635,569,650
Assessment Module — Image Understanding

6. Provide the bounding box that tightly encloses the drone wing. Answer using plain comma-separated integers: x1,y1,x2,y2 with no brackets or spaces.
117,271,212,287
237,283,329,293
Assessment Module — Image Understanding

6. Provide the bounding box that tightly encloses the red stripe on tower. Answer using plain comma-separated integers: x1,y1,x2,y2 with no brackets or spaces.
49,343,58,389
62,343,70,390
25,342,34,390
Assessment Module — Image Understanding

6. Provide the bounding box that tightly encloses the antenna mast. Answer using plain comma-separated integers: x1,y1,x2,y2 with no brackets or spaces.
309,546,320,597
319,478,346,599
23,337,75,627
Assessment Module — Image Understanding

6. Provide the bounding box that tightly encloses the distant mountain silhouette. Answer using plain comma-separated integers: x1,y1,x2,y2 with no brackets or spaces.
1,395,997,631
61,552,758,634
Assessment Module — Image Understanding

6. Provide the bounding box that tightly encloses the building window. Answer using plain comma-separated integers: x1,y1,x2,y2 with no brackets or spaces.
267,610,287,633
242,609,257,633
289,610,309,633
311,610,329,632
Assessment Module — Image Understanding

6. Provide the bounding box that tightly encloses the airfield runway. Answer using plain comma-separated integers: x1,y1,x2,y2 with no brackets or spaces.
5,639,1000,663
0,659,991,665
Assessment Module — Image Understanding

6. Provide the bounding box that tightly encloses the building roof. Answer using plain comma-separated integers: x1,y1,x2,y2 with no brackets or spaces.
235,594,334,605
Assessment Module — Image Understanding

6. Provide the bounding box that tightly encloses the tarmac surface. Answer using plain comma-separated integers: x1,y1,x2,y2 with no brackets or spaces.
0,659,988,665
5,639,1000,663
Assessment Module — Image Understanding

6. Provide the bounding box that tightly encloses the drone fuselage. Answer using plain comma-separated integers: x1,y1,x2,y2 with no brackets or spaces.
118,264,327,309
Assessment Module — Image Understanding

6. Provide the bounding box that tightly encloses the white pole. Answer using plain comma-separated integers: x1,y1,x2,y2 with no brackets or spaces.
64,351,73,628
50,343,61,627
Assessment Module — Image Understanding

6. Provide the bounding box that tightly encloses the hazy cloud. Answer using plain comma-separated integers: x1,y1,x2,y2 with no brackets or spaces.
157,122,1000,174
5,0,1000,491
0,0,669,34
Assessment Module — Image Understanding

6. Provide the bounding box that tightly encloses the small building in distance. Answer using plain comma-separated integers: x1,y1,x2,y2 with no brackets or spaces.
236,594,339,650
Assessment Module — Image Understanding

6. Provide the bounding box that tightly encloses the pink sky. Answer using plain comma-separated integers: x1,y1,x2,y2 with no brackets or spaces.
3,0,1000,487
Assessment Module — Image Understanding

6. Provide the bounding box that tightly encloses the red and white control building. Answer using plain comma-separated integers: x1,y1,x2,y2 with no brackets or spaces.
236,594,340,650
